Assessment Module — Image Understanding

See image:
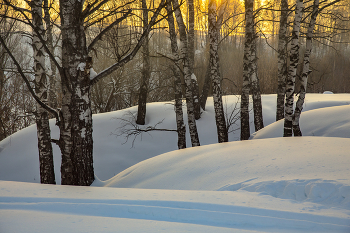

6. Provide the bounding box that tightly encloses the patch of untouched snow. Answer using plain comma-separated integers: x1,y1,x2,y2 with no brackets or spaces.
252,105,350,139
98,137,350,209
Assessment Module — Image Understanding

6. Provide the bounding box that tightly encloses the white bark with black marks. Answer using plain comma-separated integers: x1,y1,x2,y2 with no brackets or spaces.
1,0,166,186
250,20,264,132
187,0,200,120
293,0,319,136
284,0,304,137
276,0,289,121
208,0,228,143
173,0,200,147
241,0,254,141
166,0,186,149
59,0,94,185
32,0,56,185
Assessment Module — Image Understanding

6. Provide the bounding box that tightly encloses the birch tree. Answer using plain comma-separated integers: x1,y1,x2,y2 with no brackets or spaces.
172,0,200,147
249,11,264,132
166,0,186,149
292,0,319,136
31,0,56,184
43,0,60,109
208,0,228,142
240,0,254,141
284,0,304,137
276,0,289,121
292,0,342,135
1,0,166,186
187,0,200,120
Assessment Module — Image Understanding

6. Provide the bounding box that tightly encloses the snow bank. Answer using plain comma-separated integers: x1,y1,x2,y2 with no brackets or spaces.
252,105,350,139
97,137,350,209
1,94,350,184
1,94,350,232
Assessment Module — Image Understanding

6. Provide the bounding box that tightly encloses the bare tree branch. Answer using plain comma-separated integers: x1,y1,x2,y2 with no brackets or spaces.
88,9,132,53
0,35,60,123
113,111,177,147
90,0,166,86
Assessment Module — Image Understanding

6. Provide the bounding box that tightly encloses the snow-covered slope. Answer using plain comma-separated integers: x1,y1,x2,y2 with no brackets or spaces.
1,94,350,232
252,104,350,139
96,137,350,208
1,94,350,183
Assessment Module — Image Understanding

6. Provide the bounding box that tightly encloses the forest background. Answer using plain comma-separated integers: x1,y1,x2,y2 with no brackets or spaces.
1,0,349,141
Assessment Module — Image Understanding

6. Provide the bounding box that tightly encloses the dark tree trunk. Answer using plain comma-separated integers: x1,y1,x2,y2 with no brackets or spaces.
136,0,150,125
293,0,319,136
32,0,56,184
284,0,304,137
276,0,289,121
199,64,211,111
166,0,186,149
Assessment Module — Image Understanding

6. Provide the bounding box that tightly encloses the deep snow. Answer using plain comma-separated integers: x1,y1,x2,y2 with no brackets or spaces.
1,94,350,232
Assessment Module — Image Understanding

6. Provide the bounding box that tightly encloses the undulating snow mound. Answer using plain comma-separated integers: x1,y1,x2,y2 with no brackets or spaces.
97,137,350,209
252,105,350,139
1,94,350,184
1,94,350,232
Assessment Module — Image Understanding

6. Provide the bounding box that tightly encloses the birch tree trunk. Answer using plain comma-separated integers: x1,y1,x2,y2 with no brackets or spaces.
276,0,289,121
284,0,304,137
250,22,264,132
166,0,186,149
293,0,319,136
173,0,200,147
59,0,94,185
208,0,228,143
136,0,150,125
32,0,56,184
187,0,200,120
2,0,166,186
240,0,253,140
43,0,59,109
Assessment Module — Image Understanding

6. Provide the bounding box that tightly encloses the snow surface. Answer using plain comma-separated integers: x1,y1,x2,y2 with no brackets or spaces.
77,62,86,71
90,68,97,79
1,94,350,232
191,73,197,81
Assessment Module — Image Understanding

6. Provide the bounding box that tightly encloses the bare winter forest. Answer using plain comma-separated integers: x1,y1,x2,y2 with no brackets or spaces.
0,0,349,185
